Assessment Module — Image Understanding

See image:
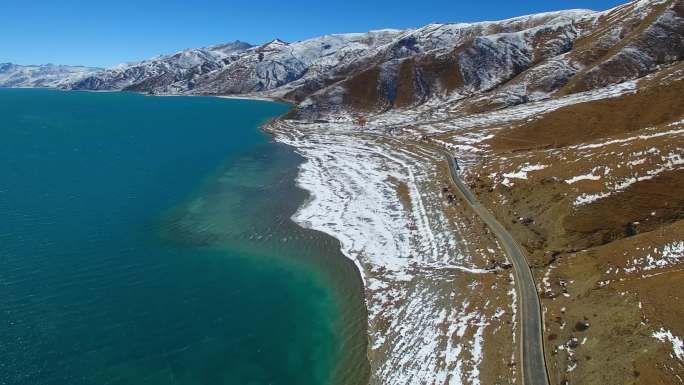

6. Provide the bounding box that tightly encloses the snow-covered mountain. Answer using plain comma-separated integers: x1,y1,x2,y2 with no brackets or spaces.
70,41,252,92
55,0,681,119
306,0,682,114
62,10,600,98
5,0,682,116
181,31,404,96
0,63,101,88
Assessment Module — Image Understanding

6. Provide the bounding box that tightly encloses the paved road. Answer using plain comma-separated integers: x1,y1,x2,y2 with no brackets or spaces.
444,155,550,385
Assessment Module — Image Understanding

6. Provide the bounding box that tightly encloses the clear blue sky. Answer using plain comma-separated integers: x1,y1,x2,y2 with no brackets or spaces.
1,0,626,68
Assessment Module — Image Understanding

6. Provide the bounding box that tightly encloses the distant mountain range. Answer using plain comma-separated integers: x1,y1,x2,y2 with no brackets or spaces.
70,41,252,92
0,63,101,88
2,0,681,116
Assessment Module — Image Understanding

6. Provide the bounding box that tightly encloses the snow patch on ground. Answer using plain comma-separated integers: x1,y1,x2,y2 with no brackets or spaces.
498,164,546,187
503,164,546,180
573,151,684,207
624,241,684,275
653,328,684,361
565,172,601,184
574,127,684,150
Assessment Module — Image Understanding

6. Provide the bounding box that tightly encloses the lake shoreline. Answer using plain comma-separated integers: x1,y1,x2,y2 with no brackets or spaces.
264,114,518,384
256,116,372,385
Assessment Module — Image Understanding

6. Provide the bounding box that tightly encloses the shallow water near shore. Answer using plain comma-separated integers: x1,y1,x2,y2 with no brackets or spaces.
0,89,369,385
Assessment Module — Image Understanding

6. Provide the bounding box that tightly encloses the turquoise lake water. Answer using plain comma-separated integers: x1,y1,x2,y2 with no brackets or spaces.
0,89,369,385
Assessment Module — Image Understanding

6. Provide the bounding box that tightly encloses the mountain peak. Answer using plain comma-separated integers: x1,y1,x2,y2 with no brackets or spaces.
267,38,288,46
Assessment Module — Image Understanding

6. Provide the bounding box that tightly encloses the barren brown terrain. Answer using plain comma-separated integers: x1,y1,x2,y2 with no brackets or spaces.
451,64,684,384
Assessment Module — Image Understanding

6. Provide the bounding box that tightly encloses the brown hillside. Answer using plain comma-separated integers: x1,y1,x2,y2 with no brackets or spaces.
343,67,382,111
486,75,684,151
563,169,684,250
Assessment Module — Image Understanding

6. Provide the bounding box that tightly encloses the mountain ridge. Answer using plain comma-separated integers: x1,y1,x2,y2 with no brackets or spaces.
0,63,102,88
3,0,680,119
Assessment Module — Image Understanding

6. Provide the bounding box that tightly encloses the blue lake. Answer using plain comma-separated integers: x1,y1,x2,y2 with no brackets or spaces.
0,89,368,385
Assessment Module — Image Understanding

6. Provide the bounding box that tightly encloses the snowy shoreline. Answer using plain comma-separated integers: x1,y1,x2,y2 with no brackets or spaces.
267,118,515,385
215,94,282,102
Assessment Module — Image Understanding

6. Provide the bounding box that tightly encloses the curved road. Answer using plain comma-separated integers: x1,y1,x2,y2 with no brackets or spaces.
444,155,550,385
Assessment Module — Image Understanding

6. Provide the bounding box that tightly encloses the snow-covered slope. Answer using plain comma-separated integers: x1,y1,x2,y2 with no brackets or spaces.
320,0,682,115
63,0,680,119
6,0,681,113
70,41,252,92
55,9,601,98
0,63,101,88
182,30,404,96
